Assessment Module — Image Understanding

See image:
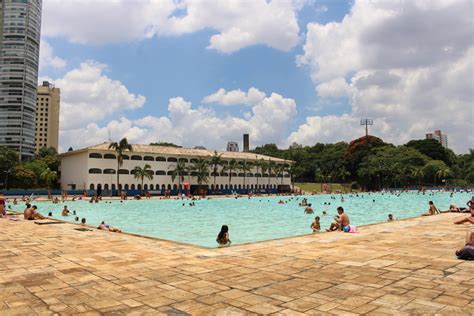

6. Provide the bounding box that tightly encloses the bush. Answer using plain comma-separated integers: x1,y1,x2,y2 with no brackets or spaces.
350,181,360,190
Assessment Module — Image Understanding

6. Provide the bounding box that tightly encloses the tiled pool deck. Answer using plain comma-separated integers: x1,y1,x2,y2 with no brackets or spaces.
0,213,472,315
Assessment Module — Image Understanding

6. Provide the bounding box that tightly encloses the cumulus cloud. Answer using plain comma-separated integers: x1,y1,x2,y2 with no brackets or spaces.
42,0,301,53
44,61,146,131
39,40,66,70
202,87,266,106
60,93,297,152
293,0,474,152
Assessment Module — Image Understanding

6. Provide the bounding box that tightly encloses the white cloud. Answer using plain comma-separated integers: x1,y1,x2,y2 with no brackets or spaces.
44,61,146,131
60,92,297,152
42,0,302,53
294,0,474,153
39,40,66,70
202,87,266,106
316,78,352,98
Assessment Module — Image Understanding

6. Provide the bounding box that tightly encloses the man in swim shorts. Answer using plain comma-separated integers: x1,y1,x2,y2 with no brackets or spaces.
337,206,350,231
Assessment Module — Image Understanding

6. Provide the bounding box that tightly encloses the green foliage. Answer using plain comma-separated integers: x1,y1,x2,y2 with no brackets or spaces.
406,139,454,166
150,142,182,148
133,164,153,191
0,146,18,175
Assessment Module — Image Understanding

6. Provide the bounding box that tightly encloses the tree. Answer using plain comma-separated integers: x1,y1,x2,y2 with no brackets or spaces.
169,160,187,194
224,159,239,189
133,164,153,194
423,160,448,186
253,158,264,190
411,167,425,188
406,139,453,166
191,158,209,195
436,167,453,187
239,160,253,190
149,142,182,148
0,146,18,189
37,146,57,158
267,160,276,189
108,138,133,194
40,167,57,200
210,151,223,190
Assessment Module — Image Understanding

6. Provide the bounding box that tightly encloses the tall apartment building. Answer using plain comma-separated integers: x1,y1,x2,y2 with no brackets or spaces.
35,81,60,153
0,0,42,160
426,130,448,149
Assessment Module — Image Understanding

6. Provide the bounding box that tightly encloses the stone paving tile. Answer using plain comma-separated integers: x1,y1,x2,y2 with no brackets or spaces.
0,213,473,315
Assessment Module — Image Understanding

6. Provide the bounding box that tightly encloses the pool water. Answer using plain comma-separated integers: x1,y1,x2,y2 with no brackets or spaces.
29,191,471,248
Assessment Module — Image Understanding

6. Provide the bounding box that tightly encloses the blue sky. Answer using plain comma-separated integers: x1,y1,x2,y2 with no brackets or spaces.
39,0,473,153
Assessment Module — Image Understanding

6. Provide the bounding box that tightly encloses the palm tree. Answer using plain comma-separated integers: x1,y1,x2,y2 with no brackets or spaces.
315,170,325,192
260,160,269,191
224,159,239,189
40,167,57,200
284,164,294,192
133,164,153,194
411,167,424,189
239,160,253,191
254,158,264,190
191,158,210,196
210,151,223,191
108,138,133,194
169,160,186,194
436,168,453,188
267,160,276,191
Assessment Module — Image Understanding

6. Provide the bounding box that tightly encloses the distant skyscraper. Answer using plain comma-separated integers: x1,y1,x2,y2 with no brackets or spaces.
243,133,249,152
226,141,239,152
426,130,448,149
35,81,60,153
0,0,42,160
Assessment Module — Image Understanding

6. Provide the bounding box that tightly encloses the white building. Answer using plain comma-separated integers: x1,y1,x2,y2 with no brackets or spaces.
59,142,293,194
426,130,448,149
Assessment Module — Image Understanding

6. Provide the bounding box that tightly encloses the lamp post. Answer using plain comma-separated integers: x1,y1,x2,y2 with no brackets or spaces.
360,119,373,139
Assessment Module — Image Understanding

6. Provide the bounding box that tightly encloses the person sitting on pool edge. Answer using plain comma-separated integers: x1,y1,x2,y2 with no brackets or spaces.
422,201,440,216
216,225,231,247
454,205,474,225
326,215,340,231
97,221,121,232
455,231,474,260
24,205,45,220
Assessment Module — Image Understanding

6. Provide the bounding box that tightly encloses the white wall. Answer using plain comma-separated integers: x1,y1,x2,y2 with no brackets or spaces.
61,150,292,191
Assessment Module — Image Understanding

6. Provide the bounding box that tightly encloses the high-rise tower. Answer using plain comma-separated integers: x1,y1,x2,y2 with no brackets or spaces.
0,0,42,160
35,81,60,153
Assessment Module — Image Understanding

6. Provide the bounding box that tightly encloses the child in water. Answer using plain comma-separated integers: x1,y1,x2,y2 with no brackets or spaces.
216,225,231,247
311,216,320,233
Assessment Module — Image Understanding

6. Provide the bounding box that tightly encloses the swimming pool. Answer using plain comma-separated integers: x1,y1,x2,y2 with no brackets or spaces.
30,191,471,247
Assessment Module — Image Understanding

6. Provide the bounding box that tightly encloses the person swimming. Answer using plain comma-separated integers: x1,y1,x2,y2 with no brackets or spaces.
387,214,394,222
216,225,231,247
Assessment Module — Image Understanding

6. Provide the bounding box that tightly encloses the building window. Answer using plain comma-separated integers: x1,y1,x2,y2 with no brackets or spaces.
89,153,102,159
131,155,142,160
167,157,177,162
88,168,102,174
143,156,154,161
156,170,166,175
178,158,188,163
156,157,166,161
103,153,116,159
103,169,116,174
118,169,129,175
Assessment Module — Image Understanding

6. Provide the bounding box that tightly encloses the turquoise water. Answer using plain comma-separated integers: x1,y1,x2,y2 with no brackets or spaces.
26,191,471,247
